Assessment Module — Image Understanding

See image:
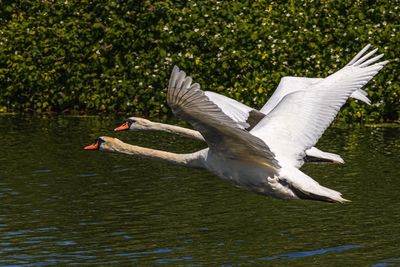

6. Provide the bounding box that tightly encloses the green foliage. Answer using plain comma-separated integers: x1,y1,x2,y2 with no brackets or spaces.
0,0,398,122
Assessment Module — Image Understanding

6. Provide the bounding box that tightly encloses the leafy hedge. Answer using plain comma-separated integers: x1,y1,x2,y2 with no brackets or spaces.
0,0,398,122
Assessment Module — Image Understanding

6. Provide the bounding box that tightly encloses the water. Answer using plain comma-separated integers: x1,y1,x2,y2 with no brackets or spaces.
0,115,399,266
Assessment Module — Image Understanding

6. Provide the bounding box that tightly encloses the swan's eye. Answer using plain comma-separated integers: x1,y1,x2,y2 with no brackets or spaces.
126,119,136,126
97,138,106,145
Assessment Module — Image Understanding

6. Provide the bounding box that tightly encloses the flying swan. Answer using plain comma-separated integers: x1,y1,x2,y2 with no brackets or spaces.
114,45,379,165
85,45,387,202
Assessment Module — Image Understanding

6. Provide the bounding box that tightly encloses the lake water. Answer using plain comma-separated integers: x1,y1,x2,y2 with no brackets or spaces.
1,115,399,266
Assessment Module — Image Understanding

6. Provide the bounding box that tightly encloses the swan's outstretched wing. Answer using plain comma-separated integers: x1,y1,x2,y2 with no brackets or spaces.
167,66,279,169
251,45,388,167
204,91,253,129
203,47,374,130
200,47,375,130
260,45,376,116
260,77,322,115
204,91,265,130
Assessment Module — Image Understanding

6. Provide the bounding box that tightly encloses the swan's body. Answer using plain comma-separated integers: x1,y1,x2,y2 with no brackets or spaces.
86,45,387,203
115,45,380,165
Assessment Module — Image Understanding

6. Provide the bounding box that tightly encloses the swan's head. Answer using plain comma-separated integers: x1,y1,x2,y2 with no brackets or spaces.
114,117,153,131
84,136,124,152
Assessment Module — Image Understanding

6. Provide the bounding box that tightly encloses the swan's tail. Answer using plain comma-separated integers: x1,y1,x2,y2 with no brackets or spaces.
289,183,350,203
305,147,344,164
282,167,350,203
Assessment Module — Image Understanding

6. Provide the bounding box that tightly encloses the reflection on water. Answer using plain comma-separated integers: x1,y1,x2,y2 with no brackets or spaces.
0,115,399,266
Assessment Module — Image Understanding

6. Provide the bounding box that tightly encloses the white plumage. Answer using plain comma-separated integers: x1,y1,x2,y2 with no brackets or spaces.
251,45,387,167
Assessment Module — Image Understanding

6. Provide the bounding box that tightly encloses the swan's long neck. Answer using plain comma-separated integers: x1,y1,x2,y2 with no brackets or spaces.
149,122,205,141
104,140,207,168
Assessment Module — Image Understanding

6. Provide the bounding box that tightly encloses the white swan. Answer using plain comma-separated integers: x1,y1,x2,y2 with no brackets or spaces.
85,47,387,203
115,45,379,165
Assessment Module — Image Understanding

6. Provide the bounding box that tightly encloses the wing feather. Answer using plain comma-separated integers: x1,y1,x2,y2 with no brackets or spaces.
251,45,388,167
204,91,265,129
167,66,279,169
259,45,381,114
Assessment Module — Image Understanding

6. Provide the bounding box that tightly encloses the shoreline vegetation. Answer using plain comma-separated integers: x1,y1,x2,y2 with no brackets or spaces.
0,1,398,122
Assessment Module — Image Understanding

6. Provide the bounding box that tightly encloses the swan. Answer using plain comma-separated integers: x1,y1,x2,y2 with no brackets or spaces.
114,45,379,165
85,47,387,203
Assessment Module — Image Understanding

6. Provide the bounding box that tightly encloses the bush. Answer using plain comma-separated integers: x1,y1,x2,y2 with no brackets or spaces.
0,0,398,122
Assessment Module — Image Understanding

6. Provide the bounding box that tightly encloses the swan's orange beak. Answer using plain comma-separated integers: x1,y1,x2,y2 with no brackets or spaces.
114,122,130,131
84,142,99,150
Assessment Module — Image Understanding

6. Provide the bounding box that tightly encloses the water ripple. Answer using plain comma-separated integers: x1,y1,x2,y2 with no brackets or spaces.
372,258,400,267
258,245,365,261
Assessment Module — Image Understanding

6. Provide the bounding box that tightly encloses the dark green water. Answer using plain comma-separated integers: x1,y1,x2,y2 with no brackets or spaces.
1,115,399,266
